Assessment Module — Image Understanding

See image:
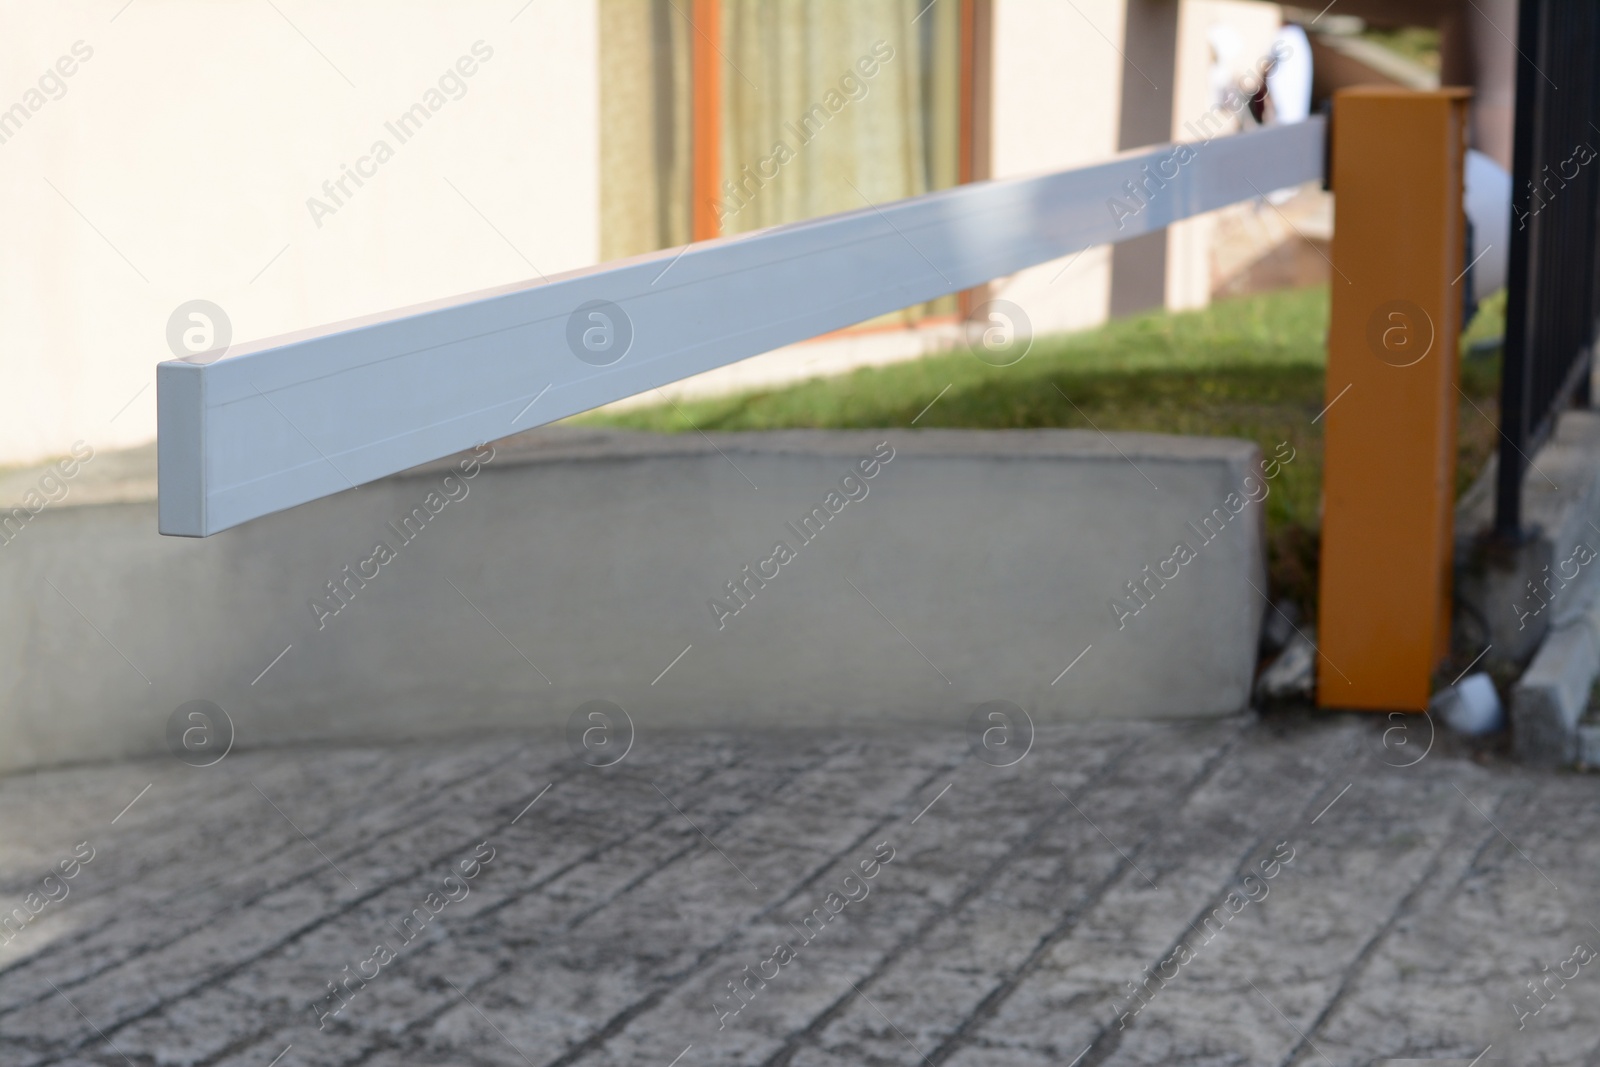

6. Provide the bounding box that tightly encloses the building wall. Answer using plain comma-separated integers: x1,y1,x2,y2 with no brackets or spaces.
1168,0,1284,310
987,0,1282,334
0,0,1291,471
986,0,1127,337
0,0,599,469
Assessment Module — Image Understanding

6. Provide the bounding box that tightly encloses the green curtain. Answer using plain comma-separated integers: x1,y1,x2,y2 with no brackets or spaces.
601,0,962,321
599,0,693,263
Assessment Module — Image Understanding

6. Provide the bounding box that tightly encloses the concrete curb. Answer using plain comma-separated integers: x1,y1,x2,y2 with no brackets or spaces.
1463,411,1600,766
0,427,1272,775
1455,410,1600,666
1511,588,1600,766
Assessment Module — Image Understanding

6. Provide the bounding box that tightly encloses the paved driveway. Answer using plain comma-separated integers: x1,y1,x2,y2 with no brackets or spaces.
0,711,1596,1066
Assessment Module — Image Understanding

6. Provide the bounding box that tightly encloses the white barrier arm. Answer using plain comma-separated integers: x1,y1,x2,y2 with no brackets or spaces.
157,118,1324,536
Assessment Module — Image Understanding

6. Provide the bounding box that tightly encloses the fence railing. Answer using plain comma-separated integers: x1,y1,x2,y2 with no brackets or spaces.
156,120,1324,537
1495,0,1600,538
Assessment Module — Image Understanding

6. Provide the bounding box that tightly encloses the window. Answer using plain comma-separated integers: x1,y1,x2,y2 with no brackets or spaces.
601,0,969,324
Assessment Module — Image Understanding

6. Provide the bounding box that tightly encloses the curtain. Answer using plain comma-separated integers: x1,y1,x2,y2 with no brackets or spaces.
599,0,693,262
601,0,962,322
720,0,961,322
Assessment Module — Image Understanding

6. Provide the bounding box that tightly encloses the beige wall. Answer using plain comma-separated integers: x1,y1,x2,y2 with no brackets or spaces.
988,0,1282,334
0,0,1290,471
1168,0,1283,310
0,0,598,469
986,0,1127,337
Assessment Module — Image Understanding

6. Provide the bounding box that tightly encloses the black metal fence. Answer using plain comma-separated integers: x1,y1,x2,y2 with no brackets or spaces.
1495,0,1600,538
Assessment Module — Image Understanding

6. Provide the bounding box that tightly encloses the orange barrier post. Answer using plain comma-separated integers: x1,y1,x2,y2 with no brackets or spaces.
1317,88,1472,711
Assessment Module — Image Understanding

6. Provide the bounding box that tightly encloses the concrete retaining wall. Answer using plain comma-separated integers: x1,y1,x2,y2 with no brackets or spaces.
0,428,1268,774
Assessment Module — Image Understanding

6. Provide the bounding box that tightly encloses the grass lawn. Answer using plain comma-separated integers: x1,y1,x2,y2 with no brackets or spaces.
577,285,1506,612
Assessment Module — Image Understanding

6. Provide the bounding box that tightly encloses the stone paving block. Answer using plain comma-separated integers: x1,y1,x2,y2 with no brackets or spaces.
944,1042,1064,1067
4,719,1600,1066
1298,779,1600,1066
798,720,1246,1065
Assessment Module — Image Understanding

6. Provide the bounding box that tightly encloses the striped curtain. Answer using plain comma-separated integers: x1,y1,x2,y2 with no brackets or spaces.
601,0,963,323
